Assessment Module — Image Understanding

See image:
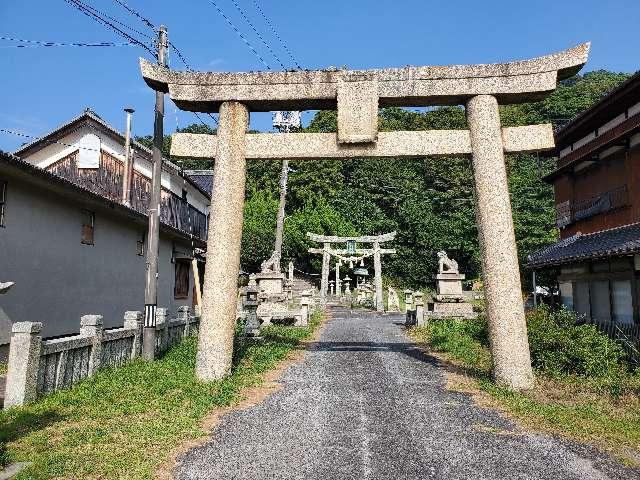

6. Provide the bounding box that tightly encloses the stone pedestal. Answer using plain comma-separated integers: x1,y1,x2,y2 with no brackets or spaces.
255,271,286,296
427,302,476,319
436,272,465,301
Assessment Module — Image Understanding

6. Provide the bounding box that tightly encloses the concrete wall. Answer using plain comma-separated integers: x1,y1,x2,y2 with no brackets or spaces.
0,174,195,345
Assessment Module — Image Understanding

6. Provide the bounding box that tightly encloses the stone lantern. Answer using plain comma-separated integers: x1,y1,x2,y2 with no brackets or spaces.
243,285,261,337
343,276,352,295
403,289,413,313
329,280,335,296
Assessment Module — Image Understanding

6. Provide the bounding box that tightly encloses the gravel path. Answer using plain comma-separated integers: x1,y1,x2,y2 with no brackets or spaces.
174,307,639,480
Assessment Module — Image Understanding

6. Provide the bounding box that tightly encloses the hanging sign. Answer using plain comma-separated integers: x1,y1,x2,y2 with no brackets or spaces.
346,240,356,254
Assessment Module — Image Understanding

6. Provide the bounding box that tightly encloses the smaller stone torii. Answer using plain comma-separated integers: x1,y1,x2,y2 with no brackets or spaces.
307,232,396,311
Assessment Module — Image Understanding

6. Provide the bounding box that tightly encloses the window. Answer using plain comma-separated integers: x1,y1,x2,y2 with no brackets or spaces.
559,282,573,310
0,180,6,227
174,259,190,299
81,209,95,245
574,281,590,320
611,280,633,325
137,232,145,256
590,280,611,323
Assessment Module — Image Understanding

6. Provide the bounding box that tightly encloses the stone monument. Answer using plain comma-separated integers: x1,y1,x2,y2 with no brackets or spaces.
427,251,476,319
387,286,400,312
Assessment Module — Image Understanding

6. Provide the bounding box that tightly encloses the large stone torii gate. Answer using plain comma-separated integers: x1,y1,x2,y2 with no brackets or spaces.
307,232,396,311
141,42,589,390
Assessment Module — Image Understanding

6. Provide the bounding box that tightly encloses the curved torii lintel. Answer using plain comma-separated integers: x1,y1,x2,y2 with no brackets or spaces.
140,43,589,111
307,231,396,244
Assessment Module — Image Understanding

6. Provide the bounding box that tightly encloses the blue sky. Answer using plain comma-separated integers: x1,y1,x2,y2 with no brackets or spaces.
1,0,639,152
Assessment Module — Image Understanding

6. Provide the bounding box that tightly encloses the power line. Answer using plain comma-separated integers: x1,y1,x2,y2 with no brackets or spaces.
249,0,302,70
64,0,155,56
70,0,155,41
1,128,103,152
112,0,157,32
205,0,271,70
228,0,285,69
0,36,134,48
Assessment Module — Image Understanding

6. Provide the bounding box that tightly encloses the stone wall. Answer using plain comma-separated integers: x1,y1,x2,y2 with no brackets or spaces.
3,306,199,409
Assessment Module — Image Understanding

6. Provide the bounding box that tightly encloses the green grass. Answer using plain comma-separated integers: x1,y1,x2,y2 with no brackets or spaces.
409,318,640,465
0,363,6,375
0,311,323,479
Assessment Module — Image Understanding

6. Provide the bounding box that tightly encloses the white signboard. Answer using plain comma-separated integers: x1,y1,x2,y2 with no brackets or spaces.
77,133,101,169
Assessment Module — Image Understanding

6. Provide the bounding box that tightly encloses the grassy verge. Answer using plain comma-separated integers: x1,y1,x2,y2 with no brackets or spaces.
409,316,640,465
0,310,323,479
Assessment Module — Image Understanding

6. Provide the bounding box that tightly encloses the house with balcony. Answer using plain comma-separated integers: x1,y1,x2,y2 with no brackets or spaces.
0,109,210,358
528,72,640,331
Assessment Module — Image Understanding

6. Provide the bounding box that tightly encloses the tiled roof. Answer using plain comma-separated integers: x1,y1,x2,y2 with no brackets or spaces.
185,170,213,196
527,223,640,268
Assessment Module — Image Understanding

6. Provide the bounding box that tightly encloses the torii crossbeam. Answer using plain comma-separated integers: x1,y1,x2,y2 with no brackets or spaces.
307,232,396,310
140,43,590,391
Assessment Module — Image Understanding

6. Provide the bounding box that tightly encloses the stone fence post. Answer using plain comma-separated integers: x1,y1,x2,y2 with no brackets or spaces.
298,291,312,327
124,311,143,359
4,322,43,409
80,315,103,376
414,291,425,326
156,308,169,352
177,306,191,338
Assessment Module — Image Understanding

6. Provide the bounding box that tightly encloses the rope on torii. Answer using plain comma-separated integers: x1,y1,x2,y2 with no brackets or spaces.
307,232,396,311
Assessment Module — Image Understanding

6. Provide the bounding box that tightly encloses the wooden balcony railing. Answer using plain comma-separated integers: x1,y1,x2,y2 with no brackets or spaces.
555,185,629,228
47,150,208,241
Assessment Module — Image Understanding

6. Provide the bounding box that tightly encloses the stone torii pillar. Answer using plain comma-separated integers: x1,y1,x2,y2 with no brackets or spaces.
320,242,331,300
466,95,534,390
372,241,383,312
196,101,249,381
335,261,341,296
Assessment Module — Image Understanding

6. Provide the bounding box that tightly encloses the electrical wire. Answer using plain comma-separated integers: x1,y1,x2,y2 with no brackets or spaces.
205,0,271,70
249,0,302,70
64,0,155,56
228,0,285,69
0,36,134,48
1,128,103,152
112,0,157,32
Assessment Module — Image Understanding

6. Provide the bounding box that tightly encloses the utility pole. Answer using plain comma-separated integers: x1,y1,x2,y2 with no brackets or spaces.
142,25,167,360
271,111,300,272
121,107,135,206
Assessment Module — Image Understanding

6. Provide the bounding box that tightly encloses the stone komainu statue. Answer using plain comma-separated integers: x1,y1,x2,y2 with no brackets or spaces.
437,251,459,274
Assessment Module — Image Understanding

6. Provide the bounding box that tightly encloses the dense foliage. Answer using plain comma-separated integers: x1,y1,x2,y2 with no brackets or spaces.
143,70,630,287
526,305,627,379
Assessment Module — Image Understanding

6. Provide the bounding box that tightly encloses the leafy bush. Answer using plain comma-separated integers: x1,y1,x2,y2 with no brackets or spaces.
418,317,489,368
526,305,627,379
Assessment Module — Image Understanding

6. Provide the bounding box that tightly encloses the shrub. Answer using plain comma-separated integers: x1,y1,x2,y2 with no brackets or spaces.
526,305,627,379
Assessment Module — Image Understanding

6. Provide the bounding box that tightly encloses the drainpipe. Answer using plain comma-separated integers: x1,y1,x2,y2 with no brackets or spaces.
121,107,135,206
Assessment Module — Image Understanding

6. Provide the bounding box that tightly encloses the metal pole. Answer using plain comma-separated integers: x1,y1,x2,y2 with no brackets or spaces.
532,270,538,308
121,107,135,206
273,158,288,272
142,25,167,360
